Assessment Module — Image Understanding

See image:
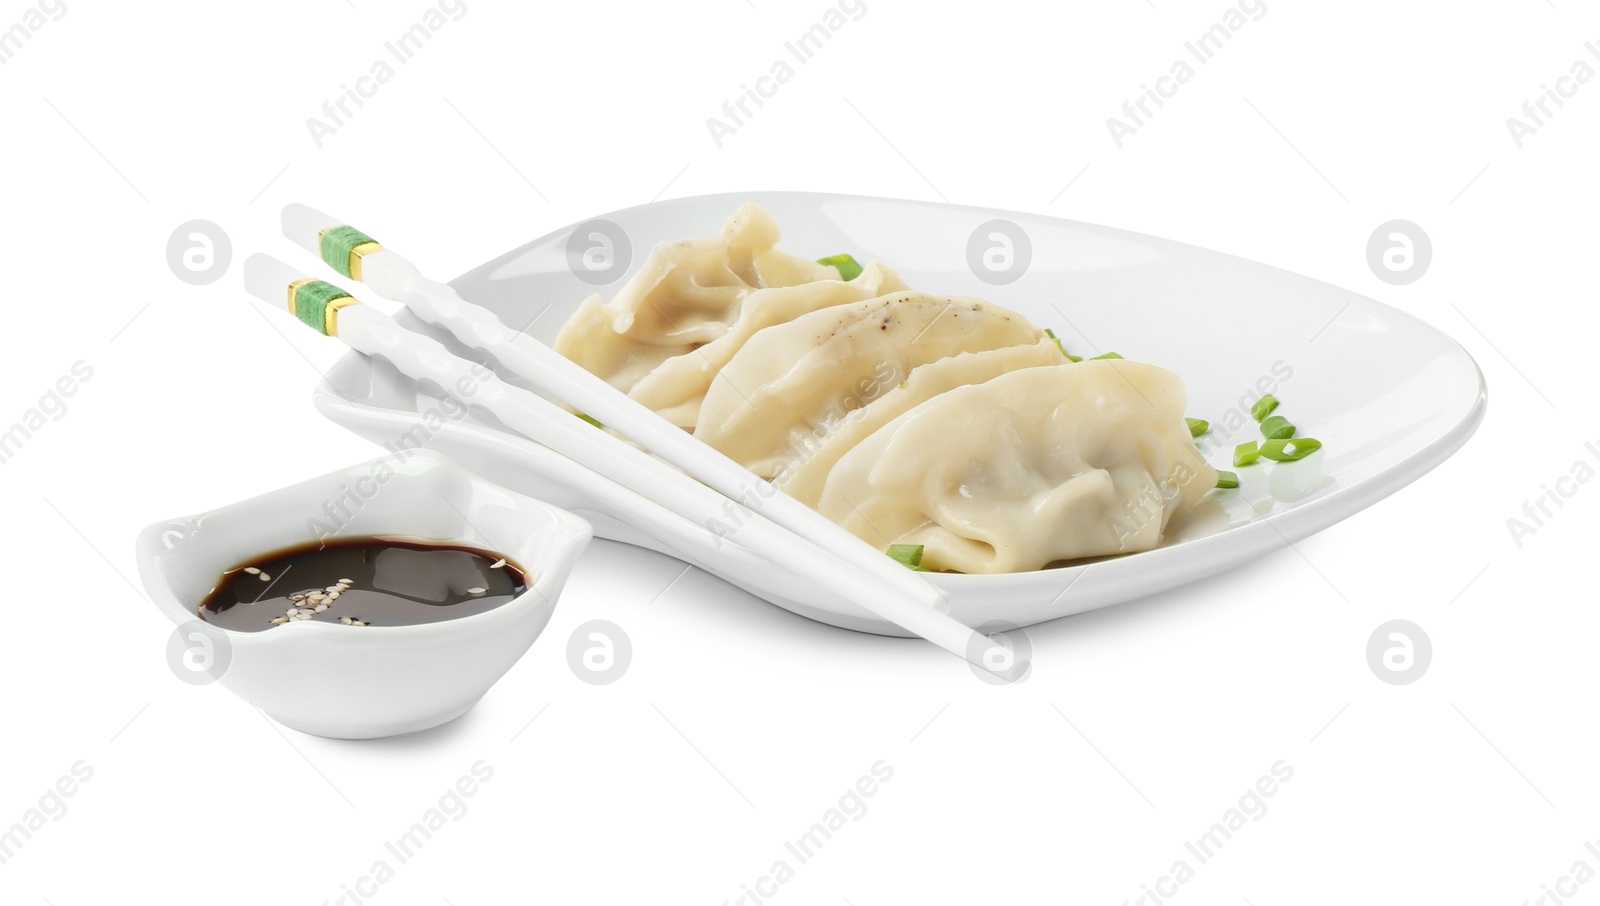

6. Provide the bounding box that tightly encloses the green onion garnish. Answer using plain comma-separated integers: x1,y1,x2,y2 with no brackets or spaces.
1186,417,1209,438
576,412,604,429
816,253,863,281
887,544,927,571
1044,328,1082,362
1251,394,1279,421
1259,437,1322,461
1215,470,1239,489
1234,441,1260,467
1260,415,1295,440
1088,351,1123,360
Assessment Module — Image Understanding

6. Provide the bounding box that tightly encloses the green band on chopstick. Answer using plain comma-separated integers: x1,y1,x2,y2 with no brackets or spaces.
319,225,381,279
288,279,357,336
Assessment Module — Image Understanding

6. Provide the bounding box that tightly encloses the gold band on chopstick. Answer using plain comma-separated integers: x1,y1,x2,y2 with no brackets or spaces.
347,240,382,281
322,295,360,336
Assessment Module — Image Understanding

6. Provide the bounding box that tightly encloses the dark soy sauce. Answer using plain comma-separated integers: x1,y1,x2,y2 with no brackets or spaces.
198,537,529,632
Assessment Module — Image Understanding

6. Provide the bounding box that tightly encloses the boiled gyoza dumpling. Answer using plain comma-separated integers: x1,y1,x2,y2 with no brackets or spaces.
550,292,670,392
626,261,908,427
694,292,1045,478
553,203,848,391
777,338,1067,506
814,360,1217,574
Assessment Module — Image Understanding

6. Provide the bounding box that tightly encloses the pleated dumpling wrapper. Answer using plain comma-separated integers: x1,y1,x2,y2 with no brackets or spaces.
553,203,849,391
815,360,1217,574
777,338,1068,506
694,293,1045,479
627,260,908,427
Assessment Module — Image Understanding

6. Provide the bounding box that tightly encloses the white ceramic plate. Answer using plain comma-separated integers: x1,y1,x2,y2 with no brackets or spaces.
313,192,1485,636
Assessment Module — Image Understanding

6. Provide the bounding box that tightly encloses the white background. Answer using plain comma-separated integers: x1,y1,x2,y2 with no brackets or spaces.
1,1,1596,903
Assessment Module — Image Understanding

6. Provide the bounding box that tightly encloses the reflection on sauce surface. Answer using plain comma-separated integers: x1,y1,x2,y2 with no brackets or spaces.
198,538,528,632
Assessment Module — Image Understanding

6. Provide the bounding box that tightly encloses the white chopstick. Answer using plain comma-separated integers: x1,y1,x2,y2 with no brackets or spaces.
243,253,1022,679
279,205,1022,676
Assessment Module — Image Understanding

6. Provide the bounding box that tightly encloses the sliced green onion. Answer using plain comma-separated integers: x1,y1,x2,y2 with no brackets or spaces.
816,253,863,281
1260,437,1322,462
1088,351,1123,360
1215,470,1239,489
887,543,927,571
1044,328,1062,358
1043,328,1082,362
576,412,604,429
1186,417,1209,438
1234,441,1260,467
1251,394,1279,421
1260,415,1295,440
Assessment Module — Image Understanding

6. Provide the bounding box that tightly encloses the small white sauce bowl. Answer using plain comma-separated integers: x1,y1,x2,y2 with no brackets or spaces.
136,451,592,739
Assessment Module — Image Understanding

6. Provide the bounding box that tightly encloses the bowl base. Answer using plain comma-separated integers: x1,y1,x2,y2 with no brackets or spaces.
265,698,481,740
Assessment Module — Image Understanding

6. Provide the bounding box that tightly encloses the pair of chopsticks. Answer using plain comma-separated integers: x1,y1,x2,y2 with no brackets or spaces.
241,204,1025,679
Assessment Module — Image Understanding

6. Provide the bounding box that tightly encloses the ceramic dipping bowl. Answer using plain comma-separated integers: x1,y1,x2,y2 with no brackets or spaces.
136,450,592,739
